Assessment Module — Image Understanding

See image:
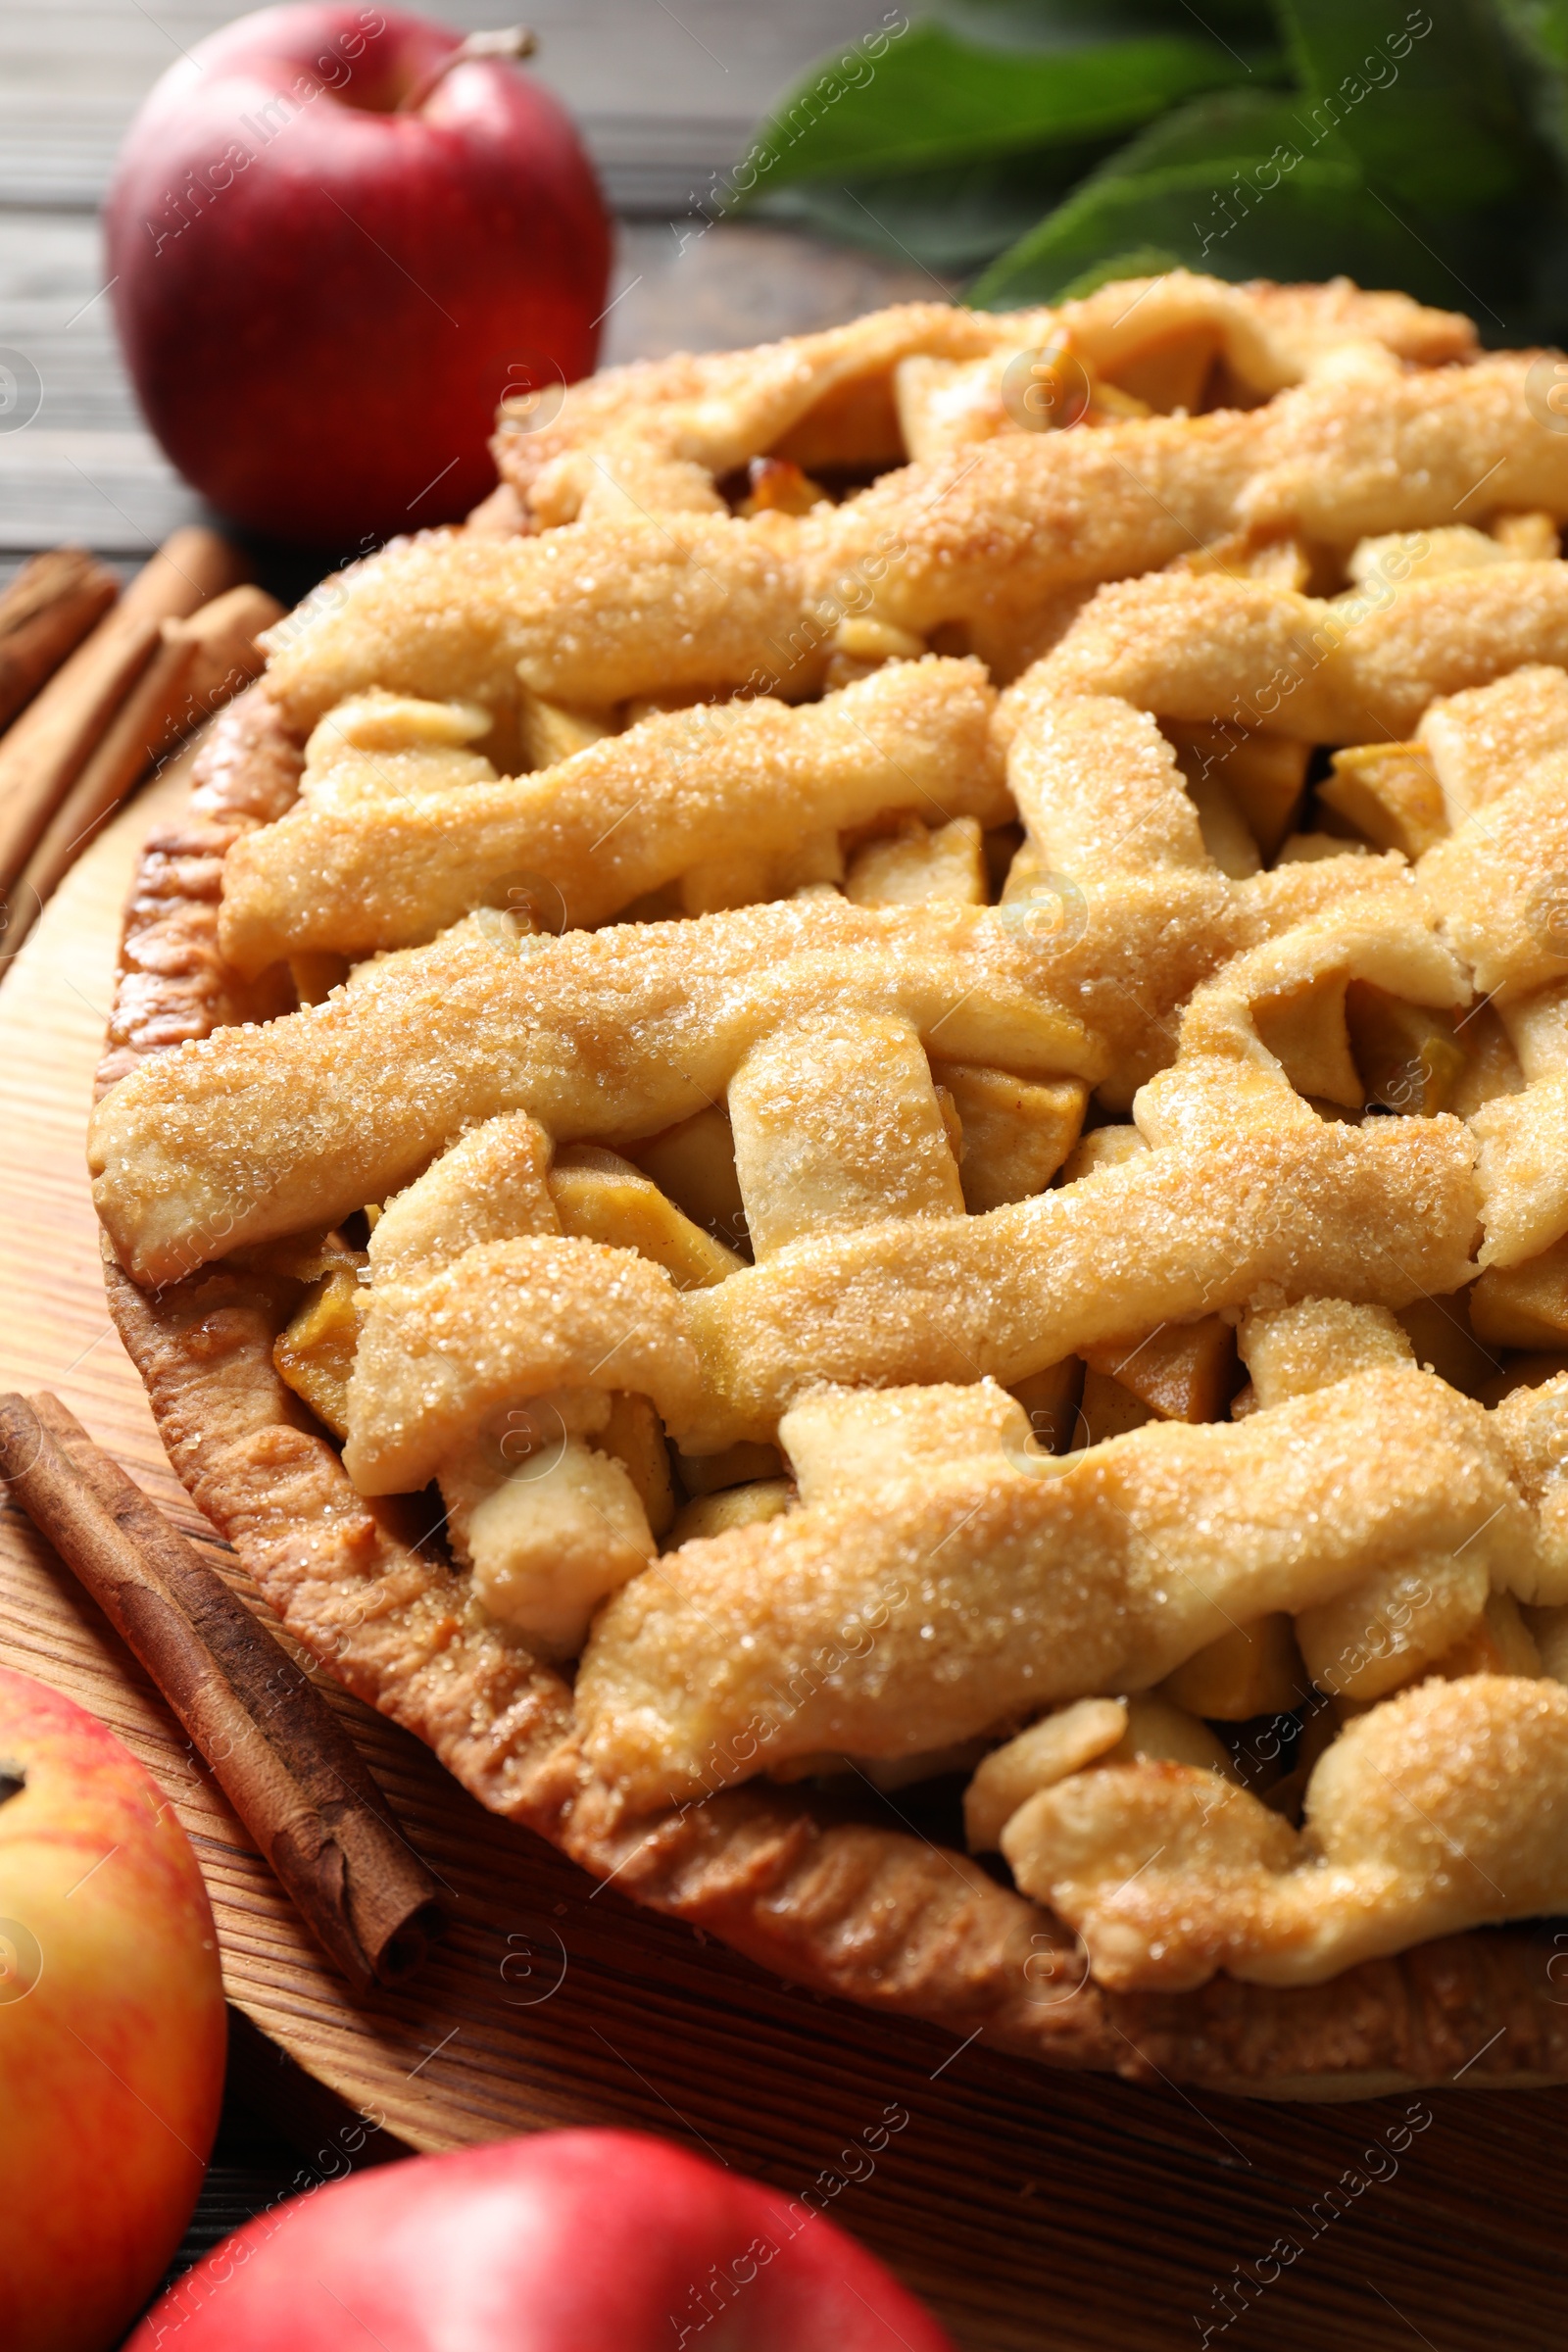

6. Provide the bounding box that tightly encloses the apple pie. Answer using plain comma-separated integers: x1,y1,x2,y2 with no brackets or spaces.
90,273,1568,2094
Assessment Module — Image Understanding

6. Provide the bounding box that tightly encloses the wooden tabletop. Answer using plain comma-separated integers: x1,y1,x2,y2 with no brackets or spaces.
8,9,1568,2345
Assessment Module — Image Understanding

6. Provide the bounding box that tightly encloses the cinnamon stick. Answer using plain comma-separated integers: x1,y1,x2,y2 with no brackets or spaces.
0,1393,444,1990
0,549,119,733
0,526,249,906
12,584,285,946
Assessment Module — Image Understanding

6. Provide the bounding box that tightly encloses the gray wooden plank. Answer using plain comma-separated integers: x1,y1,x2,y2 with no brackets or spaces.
0,209,200,555
0,0,895,214
0,430,203,554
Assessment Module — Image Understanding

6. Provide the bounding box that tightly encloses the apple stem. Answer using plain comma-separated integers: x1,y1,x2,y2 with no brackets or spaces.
400,26,538,112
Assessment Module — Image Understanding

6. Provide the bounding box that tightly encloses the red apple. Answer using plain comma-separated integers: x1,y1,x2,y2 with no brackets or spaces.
128,2126,956,2350
105,5,611,544
0,1664,225,2352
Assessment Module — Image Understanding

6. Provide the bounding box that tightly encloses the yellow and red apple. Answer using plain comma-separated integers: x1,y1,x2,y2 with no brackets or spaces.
0,1665,225,2352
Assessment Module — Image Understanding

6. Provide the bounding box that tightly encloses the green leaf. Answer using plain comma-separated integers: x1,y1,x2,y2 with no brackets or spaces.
1496,0,1568,171
934,0,1277,48
1088,86,1335,171
1500,0,1568,56
967,74,1543,316
1272,0,1544,212
969,148,1486,309
750,143,1117,272
736,21,1271,194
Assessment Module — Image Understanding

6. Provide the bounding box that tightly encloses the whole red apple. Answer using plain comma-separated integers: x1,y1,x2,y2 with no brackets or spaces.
106,5,611,544
0,1664,225,2352
128,2126,956,2350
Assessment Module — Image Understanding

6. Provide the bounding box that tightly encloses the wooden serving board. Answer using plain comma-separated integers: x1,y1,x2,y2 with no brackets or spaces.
3,769,1567,2352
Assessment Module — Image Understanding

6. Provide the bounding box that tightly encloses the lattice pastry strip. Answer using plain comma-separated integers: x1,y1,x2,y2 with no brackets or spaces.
726,1010,965,1257
1030,570,1568,1342
93,866,1483,1425
266,1109,742,1661
328,901,1472,1654
93,648,1441,1272
576,1335,1568,1785
491,272,1473,524
90,899,1100,1285
342,990,994,1649
377,899,1467,1430
211,630,1432,1110
216,656,1008,974
570,1326,1568,1984
1034,560,1568,743
101,573,1568,1411
266,356,1568,723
